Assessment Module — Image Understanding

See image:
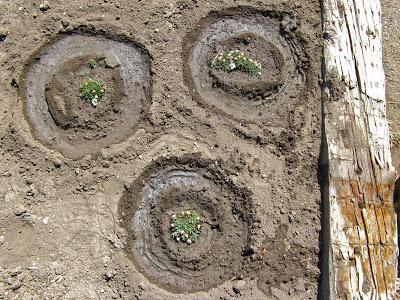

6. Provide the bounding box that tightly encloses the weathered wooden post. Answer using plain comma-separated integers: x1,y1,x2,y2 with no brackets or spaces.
321,0,398,298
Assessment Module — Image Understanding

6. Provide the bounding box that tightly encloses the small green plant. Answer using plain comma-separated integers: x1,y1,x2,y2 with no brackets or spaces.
212,49,262,76
88,59,97,69
79,78,106,107
170,210,203,244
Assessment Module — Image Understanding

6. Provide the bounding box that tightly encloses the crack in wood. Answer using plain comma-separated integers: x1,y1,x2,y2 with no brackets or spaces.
322,0,397,298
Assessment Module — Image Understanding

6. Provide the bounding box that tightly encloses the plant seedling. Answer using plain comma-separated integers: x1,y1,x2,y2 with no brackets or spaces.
88,59,97,69
79,78,106,107
212,49,262,76
170,210,203,244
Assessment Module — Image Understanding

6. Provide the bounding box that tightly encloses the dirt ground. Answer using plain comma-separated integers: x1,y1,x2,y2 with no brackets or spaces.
382,0,400,297
383,0,400,169
0,1,322,299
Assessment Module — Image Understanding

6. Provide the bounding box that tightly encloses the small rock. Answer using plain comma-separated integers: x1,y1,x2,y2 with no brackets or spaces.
281,15,298,33
105,55,120,69
0,236,4,244
42,217,49,224
21,213,35,226
39,1,50,11
61,19,69,27
11,280,22,290
242,247,255,256
10,78,18,88
54,266,63,275
0,29,8,42
14,204,26,216
104,271,114,281
11,266,23,276
53,158,63,168
226,287,236,297
26,178,33,185
138,281,147,290
112,104,121,113
233,280,246,294
16,273,25,281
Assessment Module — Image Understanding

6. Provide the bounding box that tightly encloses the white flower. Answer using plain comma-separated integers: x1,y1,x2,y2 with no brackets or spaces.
229,62,236,70
91,98,98,107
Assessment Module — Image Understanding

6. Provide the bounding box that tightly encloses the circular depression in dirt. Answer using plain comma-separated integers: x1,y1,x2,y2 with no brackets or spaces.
119,158,255,292
22,34,152,158
183,9,307,125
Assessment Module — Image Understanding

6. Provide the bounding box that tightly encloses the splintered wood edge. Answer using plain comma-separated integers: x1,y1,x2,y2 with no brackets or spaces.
322,0,398,298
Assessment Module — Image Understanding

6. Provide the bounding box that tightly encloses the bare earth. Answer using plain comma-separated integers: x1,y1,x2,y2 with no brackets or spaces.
0,1,323,299
382,0,400,297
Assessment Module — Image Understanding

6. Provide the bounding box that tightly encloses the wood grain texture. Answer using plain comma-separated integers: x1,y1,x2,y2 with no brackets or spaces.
322,0,398,298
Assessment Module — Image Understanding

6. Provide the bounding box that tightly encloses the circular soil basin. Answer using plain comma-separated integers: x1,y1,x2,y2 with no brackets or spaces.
119,157,255,293
184,9,307,125
22,34,152,159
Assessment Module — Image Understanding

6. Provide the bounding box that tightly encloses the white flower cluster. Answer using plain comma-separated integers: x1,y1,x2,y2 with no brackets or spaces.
214,49,262,76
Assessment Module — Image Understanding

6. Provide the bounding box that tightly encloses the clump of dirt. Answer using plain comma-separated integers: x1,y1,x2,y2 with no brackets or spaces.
183,8,308,126
21,34,152,159
119,156,258,293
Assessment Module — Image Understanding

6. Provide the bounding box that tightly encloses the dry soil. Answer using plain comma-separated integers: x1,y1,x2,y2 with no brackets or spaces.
0,1,322,299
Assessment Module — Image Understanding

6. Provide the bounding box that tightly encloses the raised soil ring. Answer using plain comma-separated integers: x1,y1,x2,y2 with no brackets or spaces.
22,34,152,159
119,157,256,293
184,9,307,125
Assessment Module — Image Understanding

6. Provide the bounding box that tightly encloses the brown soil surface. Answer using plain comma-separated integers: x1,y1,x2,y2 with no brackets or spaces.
382,0,400,297
0,1,322,299
383,0,400,170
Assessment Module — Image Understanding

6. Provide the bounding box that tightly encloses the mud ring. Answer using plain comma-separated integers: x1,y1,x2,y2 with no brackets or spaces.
119,157,256,293
21,34,152,159
183,9,308,125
